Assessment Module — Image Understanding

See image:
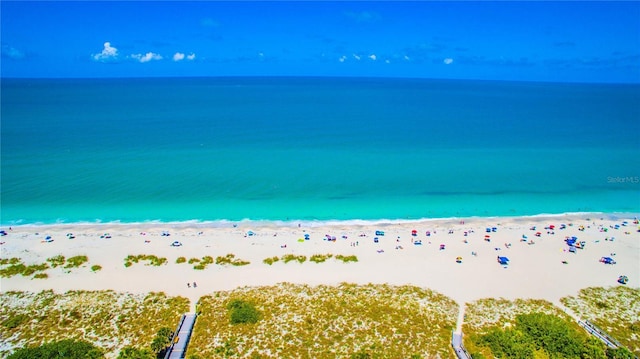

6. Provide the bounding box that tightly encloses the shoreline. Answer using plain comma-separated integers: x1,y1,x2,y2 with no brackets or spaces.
3,211,637,229
1,213,638,307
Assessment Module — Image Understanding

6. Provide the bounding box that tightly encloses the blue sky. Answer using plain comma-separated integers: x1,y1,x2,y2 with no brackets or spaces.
1,1,639,82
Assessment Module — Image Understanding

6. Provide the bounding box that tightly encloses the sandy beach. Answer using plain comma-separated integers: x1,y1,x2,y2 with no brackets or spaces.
1,214,638,308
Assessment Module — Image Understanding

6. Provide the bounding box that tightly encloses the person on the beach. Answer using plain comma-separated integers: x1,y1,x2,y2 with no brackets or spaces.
187,283,191,288
193,282,197,288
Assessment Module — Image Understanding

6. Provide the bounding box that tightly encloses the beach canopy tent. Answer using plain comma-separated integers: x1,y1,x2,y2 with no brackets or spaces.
569,246,577,253
304,234,310,240
411,230,417,236
497,256,510,265
456,256,462,263
375,230,385,236
161,231,170,236
600,257,616,264
486,228,491,233
246,231,255,236
44,236,53,242
439,244,446,250
618,275,629,284
374,237,379,243
171,241,182,247
0,230,7,236
414,240,422,245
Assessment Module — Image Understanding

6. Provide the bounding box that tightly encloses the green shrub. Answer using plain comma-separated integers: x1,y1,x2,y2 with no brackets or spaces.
263,256,280,265
33,273,49,279
176,257,187,264
7,339,104,359
123,255,167,267
0,263,26,277
65,255,89,268
216,254,250,266
475,312,609,358
91,265,102,272
336,255,358,263
2,313,28,329
47,255,66,268
0,257,21,266
188,258,201,264
117,347,155,359
310,254,333,263
150,327,173,354
282,254,306,264
227,299,261,325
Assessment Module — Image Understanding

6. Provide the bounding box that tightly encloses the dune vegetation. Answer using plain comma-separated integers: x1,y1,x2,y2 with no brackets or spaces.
123,254,167,267
0,255,96,279
262,254,358,265
561,286,640,356
0,290,189,358
188,282,458,358
463,296,637,358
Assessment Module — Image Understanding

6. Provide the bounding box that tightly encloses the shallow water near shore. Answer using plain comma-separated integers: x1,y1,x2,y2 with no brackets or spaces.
2,77,639,224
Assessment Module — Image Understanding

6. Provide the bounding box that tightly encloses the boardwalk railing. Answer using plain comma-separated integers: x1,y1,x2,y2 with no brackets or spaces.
578,320,621,349
451,331,472,359
164,313,197,359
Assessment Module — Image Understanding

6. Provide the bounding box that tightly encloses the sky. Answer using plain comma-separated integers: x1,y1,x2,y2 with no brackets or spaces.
1,1,639,83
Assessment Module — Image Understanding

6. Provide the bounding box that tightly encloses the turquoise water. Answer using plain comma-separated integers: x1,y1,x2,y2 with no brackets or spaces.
1,77,639,224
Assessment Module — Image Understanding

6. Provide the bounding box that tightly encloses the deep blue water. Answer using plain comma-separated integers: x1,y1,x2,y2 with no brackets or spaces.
1,77,639,224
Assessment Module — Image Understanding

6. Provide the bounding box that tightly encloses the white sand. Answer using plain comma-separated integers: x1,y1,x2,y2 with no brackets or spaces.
1,214,638,307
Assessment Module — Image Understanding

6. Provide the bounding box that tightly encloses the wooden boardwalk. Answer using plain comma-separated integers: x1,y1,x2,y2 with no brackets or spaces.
164,313,197,359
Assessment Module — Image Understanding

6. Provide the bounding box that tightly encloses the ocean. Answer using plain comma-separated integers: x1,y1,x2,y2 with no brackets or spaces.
1,77,639,225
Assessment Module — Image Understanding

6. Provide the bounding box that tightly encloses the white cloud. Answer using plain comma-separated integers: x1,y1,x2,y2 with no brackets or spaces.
339,55,347,63
444,57,454,65
369,54,377,61
403,55,410,61
187,53,196,60
131,52,163,63
385,59,390,64
92,42,118,62
173,52,185,61
353,54,361,61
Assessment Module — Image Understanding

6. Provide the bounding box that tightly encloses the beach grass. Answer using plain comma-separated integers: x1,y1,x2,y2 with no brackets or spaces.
335,254,358,263
124,254,168,267
561,286,640,355
215,254,250,266
188,282,458,358
64,255,89,268
309,254,333,263
262,256,280,265
1,255,98,280
281,254,307,264
46,255,66,268
0,290,189,358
